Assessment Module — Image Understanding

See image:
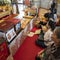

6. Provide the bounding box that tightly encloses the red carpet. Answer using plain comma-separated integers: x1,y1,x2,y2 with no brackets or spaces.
13,27,43,60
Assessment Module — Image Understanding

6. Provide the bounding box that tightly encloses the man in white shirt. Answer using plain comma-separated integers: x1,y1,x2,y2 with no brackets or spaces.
35,20,55,48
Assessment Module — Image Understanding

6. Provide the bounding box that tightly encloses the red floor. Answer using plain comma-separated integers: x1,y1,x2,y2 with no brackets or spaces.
13,27,43,60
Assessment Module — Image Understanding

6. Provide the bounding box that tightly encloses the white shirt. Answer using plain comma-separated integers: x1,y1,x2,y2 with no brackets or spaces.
44,29,54,46
54,14,57,22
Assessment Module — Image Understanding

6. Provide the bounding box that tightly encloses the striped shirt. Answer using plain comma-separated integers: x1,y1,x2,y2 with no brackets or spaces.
42,43,60,60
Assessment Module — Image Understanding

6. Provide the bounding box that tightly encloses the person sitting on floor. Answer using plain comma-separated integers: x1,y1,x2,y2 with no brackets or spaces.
35,27,60,60
49,6,57,23
35,20,55,48
44,9,54,22
49,0,57,23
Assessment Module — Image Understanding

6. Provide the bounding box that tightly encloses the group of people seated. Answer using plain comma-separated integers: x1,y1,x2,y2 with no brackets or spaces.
35,0,60,60
35,27,60,60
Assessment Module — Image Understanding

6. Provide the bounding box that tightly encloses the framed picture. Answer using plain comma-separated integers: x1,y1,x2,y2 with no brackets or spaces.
6,28,16,42
15,22,21,32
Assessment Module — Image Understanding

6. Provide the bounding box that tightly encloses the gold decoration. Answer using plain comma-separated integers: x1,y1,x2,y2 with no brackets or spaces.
57,0,60,4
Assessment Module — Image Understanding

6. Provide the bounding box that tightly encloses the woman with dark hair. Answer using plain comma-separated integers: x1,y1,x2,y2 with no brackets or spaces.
46,19,56,31
43,20,55,46
49,0,57,22
49,0,57,8
51,0,57,8
35,19,56,48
